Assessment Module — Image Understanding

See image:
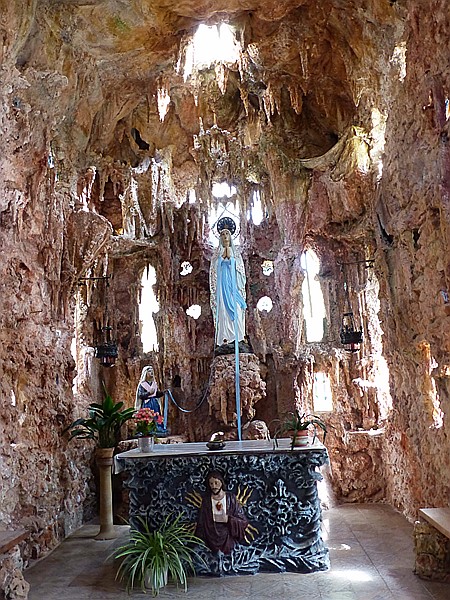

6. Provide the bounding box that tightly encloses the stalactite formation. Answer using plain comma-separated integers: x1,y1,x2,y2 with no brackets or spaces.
1,0,450,564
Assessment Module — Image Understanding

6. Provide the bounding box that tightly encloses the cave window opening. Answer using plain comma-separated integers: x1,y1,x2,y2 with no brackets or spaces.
301,249,326,343
180,261,193,276
139,266,160,352
257,296,273,312
248,190,265,225
420,347,444,429
71,291,95,394
370,108,387,182
362,270,393,421
313,372,333,413
70,334,77,393
186,304,201,319
212,182,236,198
47,146,55,169
208,182,240,247
157,86,171,122
183,24,241,81
390,41,407,82
446,97,450,121
188,189,197,204
262,260,274,276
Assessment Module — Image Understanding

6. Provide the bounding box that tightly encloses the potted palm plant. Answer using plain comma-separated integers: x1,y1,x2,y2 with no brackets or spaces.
64,385,135,539
112,513,205,595
274,410,328,450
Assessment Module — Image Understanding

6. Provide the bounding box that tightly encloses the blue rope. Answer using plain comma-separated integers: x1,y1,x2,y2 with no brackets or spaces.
163,391,169,429
231,259,242,441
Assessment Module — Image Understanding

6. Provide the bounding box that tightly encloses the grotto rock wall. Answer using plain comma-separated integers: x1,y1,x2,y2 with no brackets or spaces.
0,8,98,560
2,0,450,563
375,0,450,517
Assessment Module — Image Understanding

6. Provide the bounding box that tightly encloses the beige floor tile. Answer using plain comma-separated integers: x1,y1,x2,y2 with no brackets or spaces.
25,504,450,600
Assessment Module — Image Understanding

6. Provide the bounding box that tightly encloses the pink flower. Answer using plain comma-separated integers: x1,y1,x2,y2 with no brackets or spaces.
134,407,164,436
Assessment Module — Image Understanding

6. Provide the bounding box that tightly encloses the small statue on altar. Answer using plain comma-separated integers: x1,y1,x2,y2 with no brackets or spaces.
135,366,165,423
210,217,247,349
195,470,249,555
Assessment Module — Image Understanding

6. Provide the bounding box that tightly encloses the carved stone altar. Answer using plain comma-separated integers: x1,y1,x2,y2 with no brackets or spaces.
115,439,330,576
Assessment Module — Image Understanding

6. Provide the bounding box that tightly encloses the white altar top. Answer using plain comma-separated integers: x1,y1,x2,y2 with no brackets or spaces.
114,437,326,473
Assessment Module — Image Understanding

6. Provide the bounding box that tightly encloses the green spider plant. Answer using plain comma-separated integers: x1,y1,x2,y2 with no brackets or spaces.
273,410,328,450
112,514,205,596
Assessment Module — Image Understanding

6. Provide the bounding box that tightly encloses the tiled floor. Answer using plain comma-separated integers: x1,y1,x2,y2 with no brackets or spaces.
25,504,450,599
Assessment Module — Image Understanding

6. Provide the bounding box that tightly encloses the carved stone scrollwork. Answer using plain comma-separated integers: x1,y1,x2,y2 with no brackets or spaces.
120,449,330,576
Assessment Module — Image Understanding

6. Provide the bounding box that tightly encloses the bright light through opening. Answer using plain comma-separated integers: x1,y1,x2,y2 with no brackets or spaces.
212,182,236,198
139,266,160,352
313,372,333,412
157,87,171,122
257,296,273,312
183,24,240,81
186,304,201,319
250,190,264,225
208,196,240,248
370,107,387,182
262,260,274,276
301,249,325,342
180,261,193,276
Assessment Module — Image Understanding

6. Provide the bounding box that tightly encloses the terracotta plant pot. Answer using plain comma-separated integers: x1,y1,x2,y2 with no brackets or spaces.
291,430,310,447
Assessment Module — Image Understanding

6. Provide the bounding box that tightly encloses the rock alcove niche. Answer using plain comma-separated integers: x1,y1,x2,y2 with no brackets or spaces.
1,0,450,566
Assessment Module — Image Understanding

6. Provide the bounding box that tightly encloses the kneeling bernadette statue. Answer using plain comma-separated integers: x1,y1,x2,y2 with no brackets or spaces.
209,217,247,348
195,470,249,555
135,366,166,434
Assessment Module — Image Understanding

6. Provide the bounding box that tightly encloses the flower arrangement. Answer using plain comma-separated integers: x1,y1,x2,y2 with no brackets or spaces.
134,408,164,437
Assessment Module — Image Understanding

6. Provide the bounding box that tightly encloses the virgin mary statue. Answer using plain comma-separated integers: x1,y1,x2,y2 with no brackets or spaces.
210,217,247,348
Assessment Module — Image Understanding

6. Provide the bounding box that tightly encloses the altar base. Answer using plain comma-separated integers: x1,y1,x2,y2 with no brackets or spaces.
115,440,330,576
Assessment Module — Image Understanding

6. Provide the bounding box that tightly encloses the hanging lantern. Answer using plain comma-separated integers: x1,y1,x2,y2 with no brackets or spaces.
78,273,118,366
95,326,118,367
340,312,363,352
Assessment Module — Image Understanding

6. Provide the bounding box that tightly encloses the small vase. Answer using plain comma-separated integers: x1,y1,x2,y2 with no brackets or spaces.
138,436,155,453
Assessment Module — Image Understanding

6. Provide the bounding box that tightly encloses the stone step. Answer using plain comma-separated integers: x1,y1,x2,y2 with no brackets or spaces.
418,508,450,539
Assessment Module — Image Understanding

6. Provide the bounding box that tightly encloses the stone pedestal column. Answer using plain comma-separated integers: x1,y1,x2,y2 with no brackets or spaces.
208,353,266,430
95,447,116,540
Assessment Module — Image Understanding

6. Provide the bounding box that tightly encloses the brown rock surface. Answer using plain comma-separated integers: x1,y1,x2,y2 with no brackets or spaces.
208,353,266,432
1,0,450,569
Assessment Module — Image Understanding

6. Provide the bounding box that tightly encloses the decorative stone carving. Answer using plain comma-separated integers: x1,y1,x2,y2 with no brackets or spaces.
242,420,270,440
118,445,330,575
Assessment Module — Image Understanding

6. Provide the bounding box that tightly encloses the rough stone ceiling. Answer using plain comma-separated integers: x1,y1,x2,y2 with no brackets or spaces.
10,0,401,177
